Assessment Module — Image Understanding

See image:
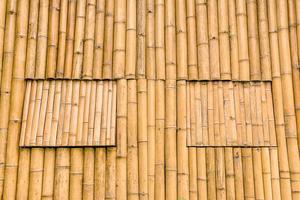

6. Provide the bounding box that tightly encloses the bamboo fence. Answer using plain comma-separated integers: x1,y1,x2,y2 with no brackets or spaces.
0,0,300,199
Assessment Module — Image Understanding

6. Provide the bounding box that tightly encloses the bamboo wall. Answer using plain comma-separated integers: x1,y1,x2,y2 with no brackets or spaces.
1,0,300,200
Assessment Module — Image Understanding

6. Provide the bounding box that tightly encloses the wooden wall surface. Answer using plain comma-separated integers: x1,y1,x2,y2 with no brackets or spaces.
1,0,300,200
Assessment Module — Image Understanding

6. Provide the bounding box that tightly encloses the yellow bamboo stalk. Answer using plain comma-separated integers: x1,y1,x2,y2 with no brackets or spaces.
54,148,70,200
105,148,116,200
25,0,39,78
76,81,87,145
218,82,226,146
270,147,282,200
243,83,253,145
195,0,209,80
0,0,7,85
94,148,106,199
176,0,188,80
197,148,207,199
46,0,60,78
146,0,155,79
100,82,109,144
233,82,242,145
93,81,103,145
125,0,136,79
186,0,198,80
147,79,155,200
201,82,208,144
56,81,67,146
189,83,196,146
241,148,255,199
155,80,165,199
87,82,97,145
195,82,202,145
28,148,44,200
35,0,49,78
261,83,270,145
207,0,220,79
105,82,113,145
127,80,139,200
68,81,80,145
188,148,197,200
224,148,235,199
213,82,220,145
102,0,114,79
238,82,247,145
64,0,76,78
255,83,264,145
165,80,177,200
56,0,68,78
252,148,265,199
297,0,300,61
228,0,239,80
16,149,30,199
257,0,272,80
216,148,226,199
41,149,55,199
72,0,86,78
261,148,274,200
155,0,165,79
218,0,231,80
206,148,216,199
113,0,126,79
236,0,250,81
137,0,146,78
93,0,106,79
2,0,29,197
70,148,83,199
83,0,96,79
62,81,73,145
82,81,92,144
83,148,94,200
246,0,261,80
233,148,244,200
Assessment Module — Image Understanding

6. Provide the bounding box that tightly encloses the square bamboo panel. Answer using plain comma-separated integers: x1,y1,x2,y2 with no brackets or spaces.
19,80,117,147
186,81,276,147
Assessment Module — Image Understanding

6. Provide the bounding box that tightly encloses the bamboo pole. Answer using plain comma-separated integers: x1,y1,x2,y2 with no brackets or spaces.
102,0,114,79
233,148,244,200
88,81,97,145
197,148,207,199
195,0,209,80
100,81,108,145
155,0,165,79
137,0,146,78
94,148,106,199
93,81,103,145
113,0,126,79
206,148,216,199
165,80,177,200
83,148,94,200
228,0,239,80
41,149,55,199
246,0,261,80
62,81,73,145
216,148,226,199
72,0,86,78
82,81,92,145
175,0,188,80
50,80,62,146
64,0,76,78
188,148,197,200
2,0,29,197
93,0,106,79
56,0,68,78
0,0,7,85
201,82,208,144
146,0,155,79
261,148,274,200
252,148,265,199
224,148,235,199
241,148,255,199
83,0,96,79
147,79,155,200
213,82,220,145
207,0,220,79
127,80,139,200
28,149,44,200
76,81,87,145
218,0,231,80
105,148,116,200
46,0,60,78
236,0,250,81
270,147,282,200
16,149,30,199
56,81,67,146
125,0,136,79
195,82,202,145
24,0,39,78
155,80,165,199
186,0,198,80
35,0,49,78
218,82,226,146
68,81,80,145
70,148,83,200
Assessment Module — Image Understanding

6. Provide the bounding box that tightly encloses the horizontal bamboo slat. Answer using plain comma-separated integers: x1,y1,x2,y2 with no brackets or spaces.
186,81,276,147
19,80,117,147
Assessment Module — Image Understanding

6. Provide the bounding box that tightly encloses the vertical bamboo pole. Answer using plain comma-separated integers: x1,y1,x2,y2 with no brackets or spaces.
50,80,62,146
0,0,7,84
2,0,29,198
155,80,165,200
68,81,80,145
16,149,30,199
83,148,94,200
56,0,68,77
24,0,39,78
233,148,244,200
195,0,209,80
62,81,73,145
138,79,148,200
228,0,239,80
56,81,67,146
54,148,70,200
70,148,83,200
93,0,106,79
257,0,272,80
64,0,76,78
146,0,156,79
276,1,300,198
252,148,265,199
246,0,261,80
270,147,282,200
76,81,86,145
207,0,220,79
261,148,274,200
236,0,250,81
116,79,127,199
188,148,197,200
155,0,165,79
186,0,198,80
213,82,220,145
113,0,126,79
93,81,103,145
82,81,92,145
147,79,155,200
88,82,96,145
105,148,116,200
297,0,300,60
125,0,136,78
28,149,44,200
218,82,226,146
241,148,255,199
35,0,49,78
137,0,146,78
127,80,139,200
197,148,207,200
201,82,208,144
165,80,177,200
41,149,55,199
102,0,114,79
83,0,96,79
224,148,235,200
46,0,60,78
176,0,188,80
100,82,108,145
216,148,226,200
206,148,216,199
94,148,106,199
19,82,31,146
72,0,86,78
195,83,202,145
218,0,231,80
